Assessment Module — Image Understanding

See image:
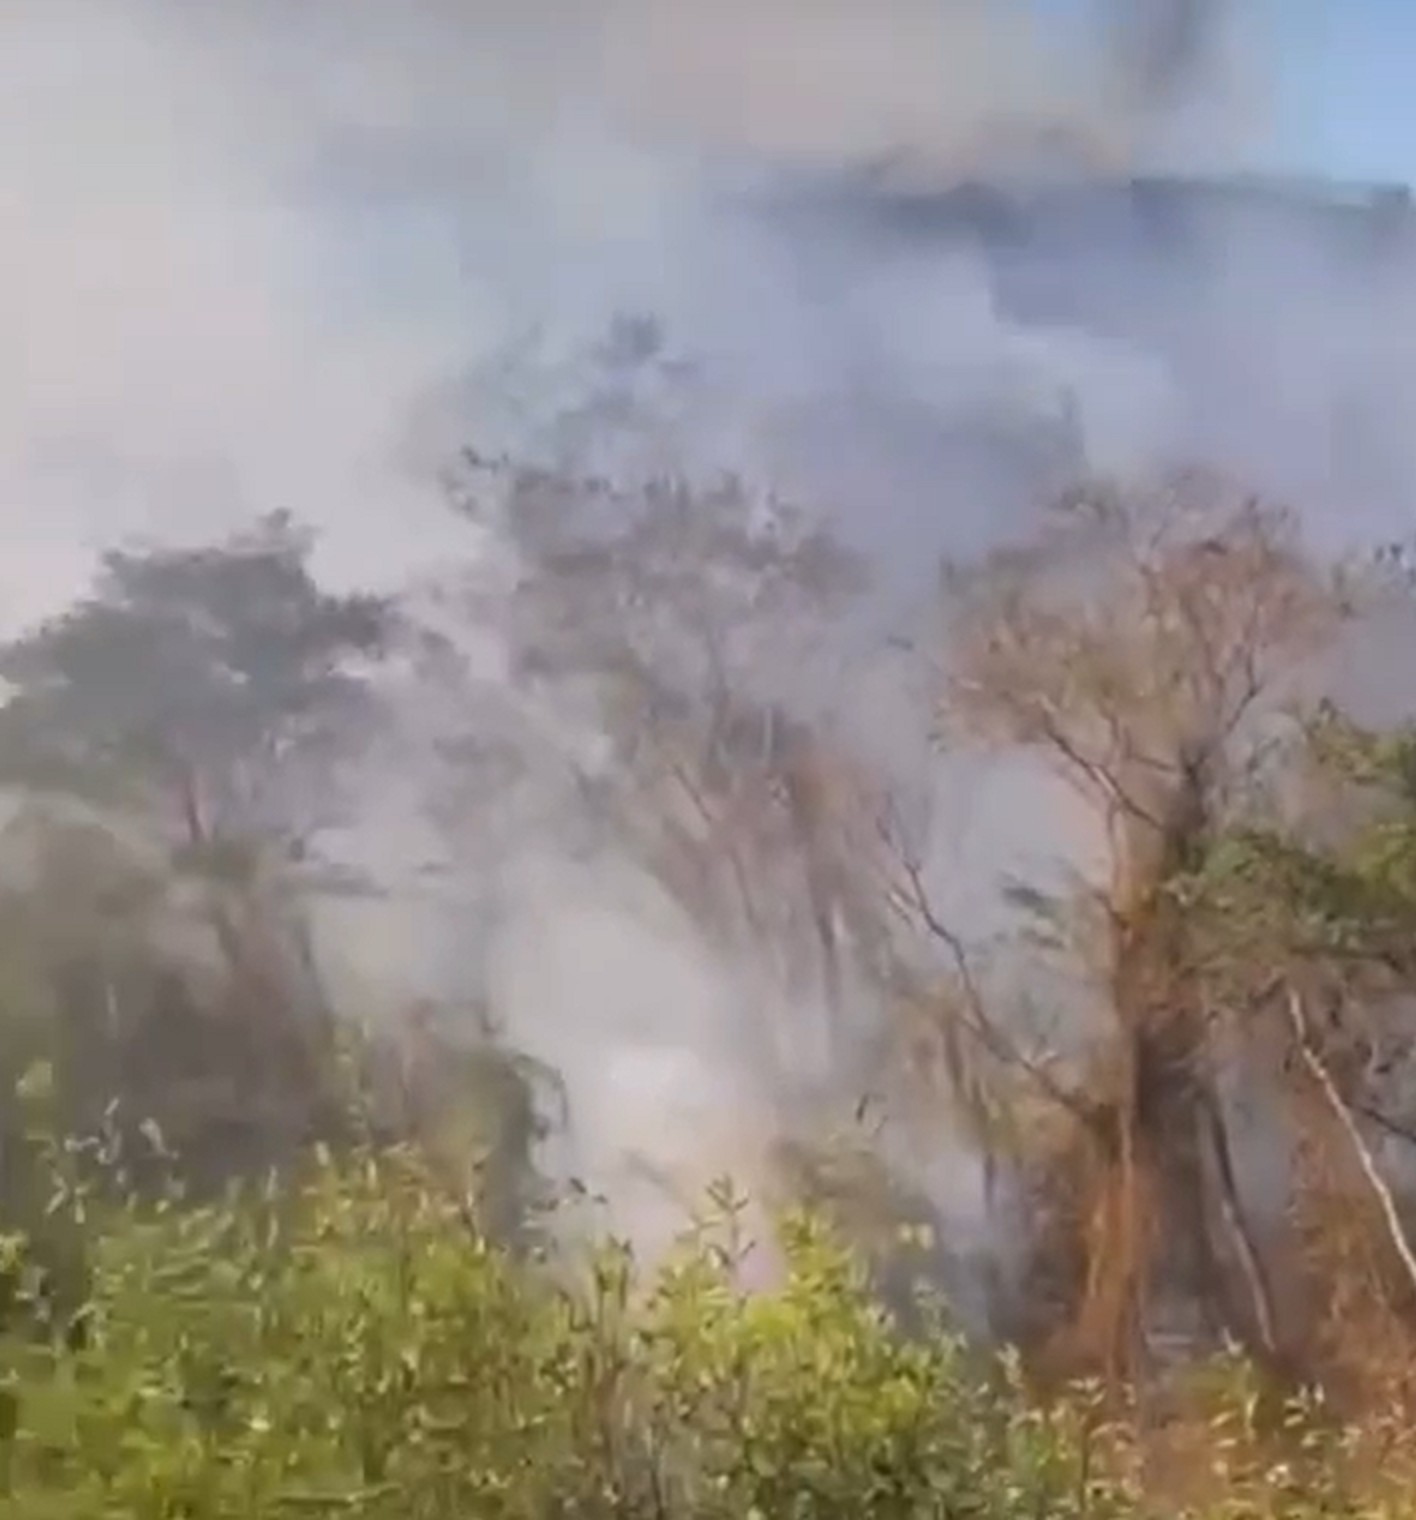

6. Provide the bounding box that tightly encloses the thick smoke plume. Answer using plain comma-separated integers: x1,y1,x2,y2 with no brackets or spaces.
7,0,1415,1265
609,0,1245,175
2,0,1247,628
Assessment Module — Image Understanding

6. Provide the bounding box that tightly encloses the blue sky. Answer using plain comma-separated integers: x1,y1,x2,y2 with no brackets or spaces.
1206,0,1414,184
1271,0,1416,184
1028,0,1416,186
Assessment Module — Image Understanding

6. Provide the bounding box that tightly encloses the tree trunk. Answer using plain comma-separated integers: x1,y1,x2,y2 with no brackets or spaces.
1073,1090,1151,1386
1199,1084,1279,1354
1287,989,1416,1306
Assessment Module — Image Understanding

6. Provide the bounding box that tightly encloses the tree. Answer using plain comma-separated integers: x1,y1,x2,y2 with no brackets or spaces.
929,471,1346,1382
0,513,393,1183
1189,696,1416,1396
429,321,911,1091
0,510,387,856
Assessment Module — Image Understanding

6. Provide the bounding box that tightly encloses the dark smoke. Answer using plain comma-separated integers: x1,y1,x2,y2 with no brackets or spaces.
1110,0,1224,108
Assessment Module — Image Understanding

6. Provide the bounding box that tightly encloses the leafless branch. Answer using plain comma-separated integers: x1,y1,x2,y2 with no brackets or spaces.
877,817,1092,1124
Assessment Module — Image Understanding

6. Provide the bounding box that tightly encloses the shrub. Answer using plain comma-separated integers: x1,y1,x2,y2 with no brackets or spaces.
0,1134,1408,1518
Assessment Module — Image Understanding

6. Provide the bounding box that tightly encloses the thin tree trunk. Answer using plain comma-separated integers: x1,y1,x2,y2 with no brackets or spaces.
1287,987,1416,1300
1199,1084,1279,1353
177,765,246,977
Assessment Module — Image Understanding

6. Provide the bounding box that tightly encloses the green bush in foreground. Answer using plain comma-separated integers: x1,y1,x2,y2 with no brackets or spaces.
0,1140,1405,1518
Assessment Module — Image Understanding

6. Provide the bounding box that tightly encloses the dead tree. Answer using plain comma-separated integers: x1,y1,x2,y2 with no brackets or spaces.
931,472,1343,1383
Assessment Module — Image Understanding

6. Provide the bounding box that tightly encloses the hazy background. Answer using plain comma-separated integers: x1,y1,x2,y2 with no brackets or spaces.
6,0,1411,623
6,0,1416,1259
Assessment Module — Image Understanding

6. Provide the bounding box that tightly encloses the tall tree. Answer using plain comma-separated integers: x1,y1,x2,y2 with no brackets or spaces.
0,510,387,861
930,471,1346,1382
0,513,392,1177
431,321,909,1086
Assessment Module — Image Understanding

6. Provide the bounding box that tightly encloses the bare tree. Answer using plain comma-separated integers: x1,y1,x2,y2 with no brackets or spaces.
930,470,1344,1382
427,324,913,1085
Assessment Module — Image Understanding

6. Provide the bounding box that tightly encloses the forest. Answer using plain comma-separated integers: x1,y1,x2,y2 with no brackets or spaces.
5,329,1416,1515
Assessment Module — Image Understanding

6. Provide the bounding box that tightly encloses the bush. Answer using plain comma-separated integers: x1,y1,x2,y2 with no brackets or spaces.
0,1134,1408,1518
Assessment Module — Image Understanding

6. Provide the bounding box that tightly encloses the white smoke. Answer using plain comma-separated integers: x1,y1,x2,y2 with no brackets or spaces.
10,0,1416,1271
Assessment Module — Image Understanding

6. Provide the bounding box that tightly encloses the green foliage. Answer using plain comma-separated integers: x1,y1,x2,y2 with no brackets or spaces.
0,1130,1405,1518
0,510,388,821
1185,705,1416,983
4,446,1416,1512
0,512,398,1208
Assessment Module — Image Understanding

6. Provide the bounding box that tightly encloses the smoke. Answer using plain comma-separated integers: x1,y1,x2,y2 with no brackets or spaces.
611,0,1250,179
1109,0,1224,105
608,0,1094,171
9,0,1416,1270
1,0,1248,632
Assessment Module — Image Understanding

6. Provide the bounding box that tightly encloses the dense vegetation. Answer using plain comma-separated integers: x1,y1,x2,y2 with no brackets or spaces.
5,1122,1416,1519
7,329,1416,1510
